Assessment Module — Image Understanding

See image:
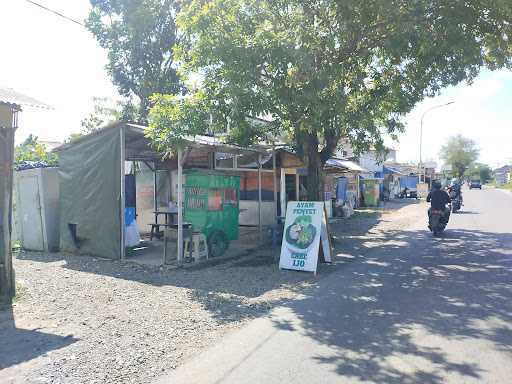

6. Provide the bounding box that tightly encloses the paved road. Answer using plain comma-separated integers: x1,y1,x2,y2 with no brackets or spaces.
157,188,512,384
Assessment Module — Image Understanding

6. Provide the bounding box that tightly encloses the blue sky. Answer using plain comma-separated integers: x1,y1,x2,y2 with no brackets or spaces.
1,1,511,168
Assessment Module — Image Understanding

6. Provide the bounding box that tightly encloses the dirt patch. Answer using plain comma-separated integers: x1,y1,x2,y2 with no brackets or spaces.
0,199,426,384
0,246,314,384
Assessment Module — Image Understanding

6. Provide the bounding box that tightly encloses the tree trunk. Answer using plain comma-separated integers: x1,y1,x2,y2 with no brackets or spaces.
302,133,324,201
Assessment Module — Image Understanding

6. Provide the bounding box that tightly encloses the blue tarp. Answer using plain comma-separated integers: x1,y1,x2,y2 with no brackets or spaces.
400,175,419,189
383,166,404,175
125,207,136,226
336,177,348,201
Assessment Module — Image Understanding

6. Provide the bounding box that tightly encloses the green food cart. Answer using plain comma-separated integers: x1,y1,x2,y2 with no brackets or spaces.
361,179,381,207
184,170,240,257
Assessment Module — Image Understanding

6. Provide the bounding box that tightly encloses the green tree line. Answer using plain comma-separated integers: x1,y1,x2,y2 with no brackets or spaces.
88,0,512,199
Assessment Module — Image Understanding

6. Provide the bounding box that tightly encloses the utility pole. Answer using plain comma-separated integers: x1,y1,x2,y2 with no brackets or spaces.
0,102,18,302
419,101,455,182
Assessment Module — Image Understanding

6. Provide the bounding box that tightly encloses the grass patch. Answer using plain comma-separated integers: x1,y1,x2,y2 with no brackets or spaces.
1,282,28,308
487,181,512,190
13,282,28,304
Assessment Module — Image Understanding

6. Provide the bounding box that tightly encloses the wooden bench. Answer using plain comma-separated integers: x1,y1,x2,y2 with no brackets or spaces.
149,223,193,241
148,223,174,240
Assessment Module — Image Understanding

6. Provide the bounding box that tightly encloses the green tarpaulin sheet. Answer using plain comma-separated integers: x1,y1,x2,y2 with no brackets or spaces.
58,127,121,259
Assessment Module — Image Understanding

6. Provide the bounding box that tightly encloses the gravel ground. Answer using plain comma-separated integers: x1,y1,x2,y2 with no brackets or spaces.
0,199,424,384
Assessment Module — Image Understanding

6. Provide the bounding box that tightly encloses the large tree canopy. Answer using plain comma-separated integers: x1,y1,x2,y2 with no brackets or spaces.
87,0,183,122
149,0,512,199
440,134,480,177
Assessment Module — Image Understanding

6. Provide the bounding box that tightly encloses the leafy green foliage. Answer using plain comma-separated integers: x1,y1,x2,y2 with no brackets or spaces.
80,97,137,133
15,135,58,166
149,0,512,198
87,0,183,122
440,135,480,177
148,92,211,151
469,162,492,183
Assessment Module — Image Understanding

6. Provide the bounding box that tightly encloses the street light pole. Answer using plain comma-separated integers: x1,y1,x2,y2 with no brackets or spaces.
419,101,455,183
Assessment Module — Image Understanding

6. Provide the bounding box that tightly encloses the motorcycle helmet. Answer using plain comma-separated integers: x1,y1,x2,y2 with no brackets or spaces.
432,181,442,190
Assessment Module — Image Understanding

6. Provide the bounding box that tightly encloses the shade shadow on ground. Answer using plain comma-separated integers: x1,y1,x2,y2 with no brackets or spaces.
269,228,512,383
12,199,418,329
0,303,77,370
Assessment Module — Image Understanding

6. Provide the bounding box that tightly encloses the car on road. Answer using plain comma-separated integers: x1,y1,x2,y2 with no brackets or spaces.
469,179,482,189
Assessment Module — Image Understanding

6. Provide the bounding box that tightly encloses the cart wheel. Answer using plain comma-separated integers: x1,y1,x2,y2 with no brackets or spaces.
208,230,229,258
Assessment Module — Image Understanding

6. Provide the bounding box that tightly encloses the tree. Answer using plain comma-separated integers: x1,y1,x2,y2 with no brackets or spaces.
149,0,512,199
80,97,137,133
469,162,492,183
440,135,479,178
87,0,183,122
14,135,58,167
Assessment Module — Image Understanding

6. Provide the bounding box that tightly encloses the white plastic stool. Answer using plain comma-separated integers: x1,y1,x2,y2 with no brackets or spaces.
184,232,209,262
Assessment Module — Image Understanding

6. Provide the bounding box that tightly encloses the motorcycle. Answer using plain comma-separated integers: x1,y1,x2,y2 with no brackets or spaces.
448,187,462,213
429,203,451,236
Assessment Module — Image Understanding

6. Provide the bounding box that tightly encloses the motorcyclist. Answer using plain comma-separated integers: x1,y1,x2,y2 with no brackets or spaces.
427,181,451,225
448,178,462,201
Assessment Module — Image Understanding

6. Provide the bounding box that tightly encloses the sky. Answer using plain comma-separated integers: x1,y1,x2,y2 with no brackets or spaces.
1,0,511,169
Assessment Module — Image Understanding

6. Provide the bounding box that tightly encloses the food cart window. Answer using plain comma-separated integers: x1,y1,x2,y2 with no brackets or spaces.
215,152,235,168
236,153,258,168
208,188,223,211
224,188,238,207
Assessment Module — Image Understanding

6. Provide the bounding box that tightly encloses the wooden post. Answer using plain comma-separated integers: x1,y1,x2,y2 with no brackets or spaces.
0,112,16,300
272,148,277,222
295,173,300,201
153,163,158,225
356,173,361,208
280,168,286,217
177,147,183,265
258,153,262,241
119,125,126,260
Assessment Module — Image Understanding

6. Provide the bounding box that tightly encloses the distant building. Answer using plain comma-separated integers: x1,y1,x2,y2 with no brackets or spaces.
336,138,397,178
494,165,512,185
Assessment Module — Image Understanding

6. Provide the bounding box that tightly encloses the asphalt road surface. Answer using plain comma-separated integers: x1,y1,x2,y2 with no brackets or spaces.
157,188,512,384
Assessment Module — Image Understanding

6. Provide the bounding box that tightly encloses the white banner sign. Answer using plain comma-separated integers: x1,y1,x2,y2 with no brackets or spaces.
279,202,332,274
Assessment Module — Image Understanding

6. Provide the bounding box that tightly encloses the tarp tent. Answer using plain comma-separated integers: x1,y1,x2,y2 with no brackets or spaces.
56,123,162,260
58,126,122,259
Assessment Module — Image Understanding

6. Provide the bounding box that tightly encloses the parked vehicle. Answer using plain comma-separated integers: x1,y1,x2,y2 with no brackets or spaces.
469,179,482,189
429,203,451,236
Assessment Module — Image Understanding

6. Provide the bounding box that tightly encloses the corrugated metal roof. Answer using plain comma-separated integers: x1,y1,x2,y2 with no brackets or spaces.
0,87,50,109
326,158,368,172
383,165,404,175
55,122,269,157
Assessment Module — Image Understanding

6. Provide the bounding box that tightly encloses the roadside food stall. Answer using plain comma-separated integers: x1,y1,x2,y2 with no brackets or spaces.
55,122,269,265
325,159,367,215
360,178,381,207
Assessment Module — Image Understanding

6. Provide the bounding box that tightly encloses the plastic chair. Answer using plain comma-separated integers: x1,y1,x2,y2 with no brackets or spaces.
163,227,193,264
184,232,209,262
